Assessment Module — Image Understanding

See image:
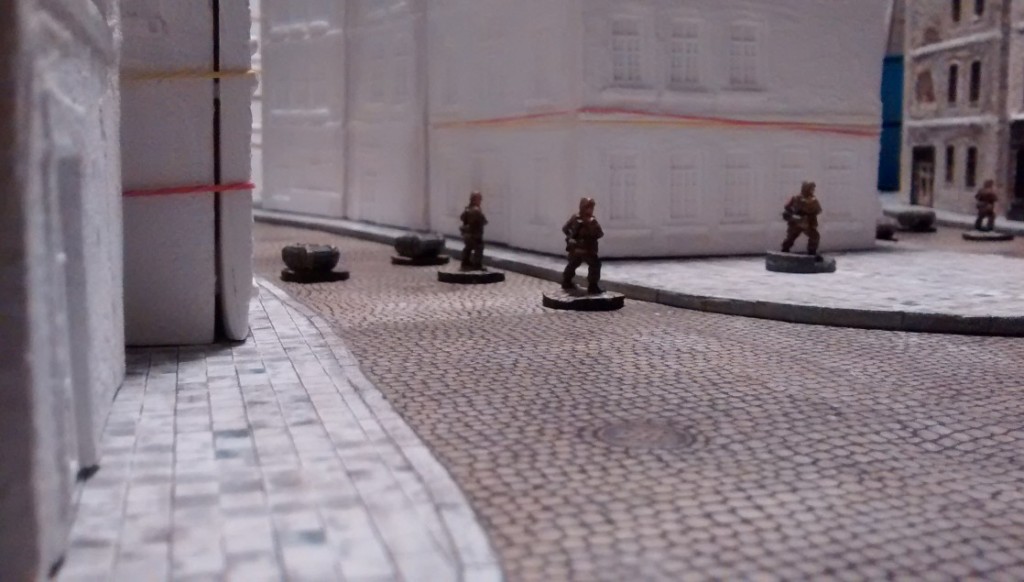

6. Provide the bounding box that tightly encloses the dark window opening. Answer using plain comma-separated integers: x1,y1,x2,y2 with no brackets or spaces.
945,145,956,183
947,64,959,104
966,146,978,188
975,0,985,17
969,61,981,103
953,0,962,22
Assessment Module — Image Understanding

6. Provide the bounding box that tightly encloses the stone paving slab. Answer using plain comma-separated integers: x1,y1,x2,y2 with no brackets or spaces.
58,280,500,582
254,209,1024,336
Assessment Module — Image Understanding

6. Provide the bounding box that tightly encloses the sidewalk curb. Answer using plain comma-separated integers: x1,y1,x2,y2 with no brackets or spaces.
256,209,1024,337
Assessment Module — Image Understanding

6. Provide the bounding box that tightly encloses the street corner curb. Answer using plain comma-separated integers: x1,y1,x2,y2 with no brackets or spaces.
899,312,995,335
988,316,1024,336
604,281,659,303
817,306,904,331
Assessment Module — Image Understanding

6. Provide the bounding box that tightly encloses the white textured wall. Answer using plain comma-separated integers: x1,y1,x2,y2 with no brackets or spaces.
428,0,887,257
1,0,124,579
260,0,887,256
261,0,347,216
347,0,428,229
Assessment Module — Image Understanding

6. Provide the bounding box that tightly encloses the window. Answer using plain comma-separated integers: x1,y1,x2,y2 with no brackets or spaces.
669,152,700,220
728,23,759,89
669,20,701,88
916,70,936,104
966,146,978,188
945,145,956,183
947,64,959,104
611,19,643,87
952,0,961,22
969,61,981,104
609,154,638,220
975,0,985,17
724,152,753,220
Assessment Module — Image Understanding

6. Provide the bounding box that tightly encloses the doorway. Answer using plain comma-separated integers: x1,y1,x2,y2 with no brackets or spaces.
911,146,935,207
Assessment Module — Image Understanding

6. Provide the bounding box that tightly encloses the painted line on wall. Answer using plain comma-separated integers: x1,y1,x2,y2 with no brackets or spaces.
121,69,258,82
433,107,880,137
123,182,255,198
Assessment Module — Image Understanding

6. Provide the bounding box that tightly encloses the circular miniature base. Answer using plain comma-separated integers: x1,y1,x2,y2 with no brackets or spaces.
962,230,1014,242
280,268,350,283
765,251,837,274
437,269,505,284
391,255,451,266
542,289,625,311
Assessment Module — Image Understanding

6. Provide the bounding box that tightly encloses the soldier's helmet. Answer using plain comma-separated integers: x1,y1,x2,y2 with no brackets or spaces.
579,197,596,212
800,182,816,196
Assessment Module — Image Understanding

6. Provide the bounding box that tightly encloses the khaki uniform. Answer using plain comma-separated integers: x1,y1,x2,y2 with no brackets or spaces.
562,214,604,291
781,194,822,254
975,188,997,231
460,205,488,270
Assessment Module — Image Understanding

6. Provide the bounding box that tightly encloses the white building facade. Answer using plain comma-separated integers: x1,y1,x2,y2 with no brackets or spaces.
261,0,892,256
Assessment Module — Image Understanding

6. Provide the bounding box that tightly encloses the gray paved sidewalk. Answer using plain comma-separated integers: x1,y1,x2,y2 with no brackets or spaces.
58,280,500,582
254,209,1024,336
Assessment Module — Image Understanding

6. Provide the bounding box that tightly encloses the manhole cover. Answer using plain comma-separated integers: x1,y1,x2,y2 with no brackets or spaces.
593,421,698,449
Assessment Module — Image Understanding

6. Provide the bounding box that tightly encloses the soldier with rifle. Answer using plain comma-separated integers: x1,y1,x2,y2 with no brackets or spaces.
561,197,604,294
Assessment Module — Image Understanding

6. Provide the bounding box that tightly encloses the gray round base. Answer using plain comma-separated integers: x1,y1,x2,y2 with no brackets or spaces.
437,269,505,284
962,230,1014,242
391,255,451,267
542,289,625,311
765,251,837,274
280,269,350,283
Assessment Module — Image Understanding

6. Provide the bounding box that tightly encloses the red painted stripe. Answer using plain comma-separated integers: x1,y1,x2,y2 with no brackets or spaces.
123,181,255,198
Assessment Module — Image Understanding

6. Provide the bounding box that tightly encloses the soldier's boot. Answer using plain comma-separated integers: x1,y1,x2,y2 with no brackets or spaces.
586,259,603,294
460,246,473,271
807,232,822,260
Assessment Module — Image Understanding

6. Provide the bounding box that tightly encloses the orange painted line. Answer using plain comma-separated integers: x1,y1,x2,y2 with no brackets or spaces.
123,181,256,198
434,107,880,137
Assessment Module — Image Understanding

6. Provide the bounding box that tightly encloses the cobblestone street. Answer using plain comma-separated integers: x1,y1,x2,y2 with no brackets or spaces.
256,223,1024,581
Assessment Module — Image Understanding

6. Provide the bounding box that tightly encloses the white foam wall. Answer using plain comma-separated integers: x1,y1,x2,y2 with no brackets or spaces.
260,0,887,256
426,0,887,256
122,0,254,345
261,0,347,217
346,1,428,229
1,0,124,578
121,0,216,345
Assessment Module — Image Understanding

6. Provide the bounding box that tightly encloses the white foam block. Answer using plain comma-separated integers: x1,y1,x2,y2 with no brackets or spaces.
122,2,216,345
218,0,256,342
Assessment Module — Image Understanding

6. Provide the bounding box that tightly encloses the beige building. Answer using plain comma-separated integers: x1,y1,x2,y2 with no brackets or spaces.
902,0,1024,219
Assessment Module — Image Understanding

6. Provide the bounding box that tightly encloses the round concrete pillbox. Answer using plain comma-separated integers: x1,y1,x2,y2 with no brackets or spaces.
765,251,837,274
281,243,349,283
962,230,1014,242
542,289,625,311
394,233,446,258
894,208,937,232
437,269,505,284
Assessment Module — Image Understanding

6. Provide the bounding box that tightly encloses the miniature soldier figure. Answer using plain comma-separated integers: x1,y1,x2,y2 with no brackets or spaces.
781,181,823,257
562,197,604,294
974,179,998,232
459,191,488,271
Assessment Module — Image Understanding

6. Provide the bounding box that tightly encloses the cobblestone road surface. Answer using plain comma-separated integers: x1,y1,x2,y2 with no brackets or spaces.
257,223,1024,581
